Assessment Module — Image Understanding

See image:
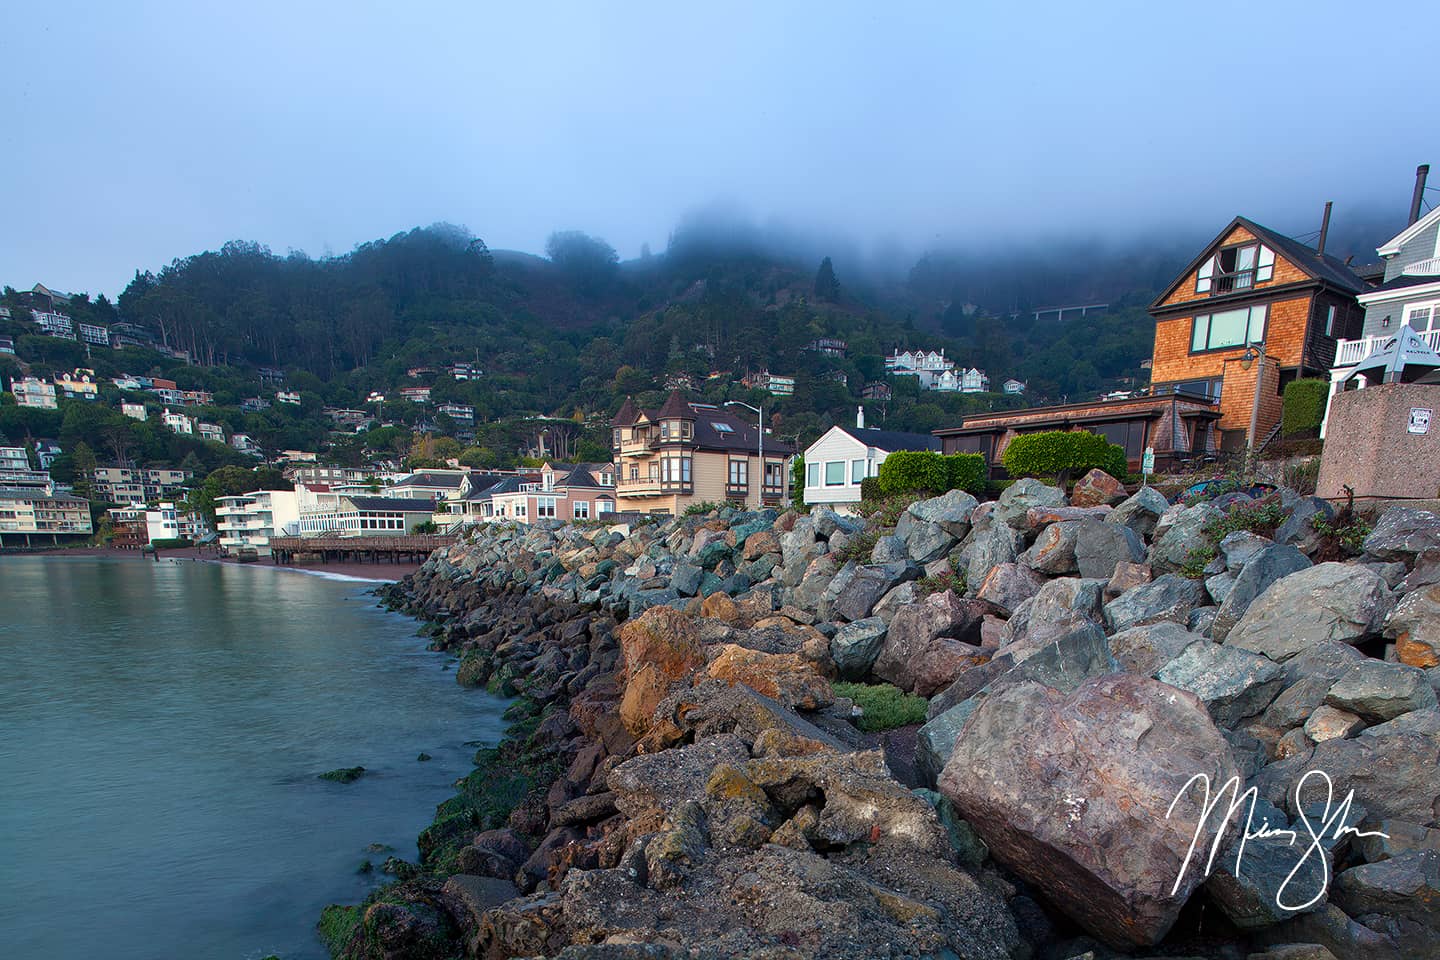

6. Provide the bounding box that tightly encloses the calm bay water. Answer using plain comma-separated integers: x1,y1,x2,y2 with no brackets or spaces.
0,556,508,960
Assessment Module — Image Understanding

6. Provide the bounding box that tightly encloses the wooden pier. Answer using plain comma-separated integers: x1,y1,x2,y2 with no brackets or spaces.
266,534,458,566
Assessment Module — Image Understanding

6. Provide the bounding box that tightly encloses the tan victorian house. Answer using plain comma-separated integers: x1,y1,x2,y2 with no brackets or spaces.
612,391,793,514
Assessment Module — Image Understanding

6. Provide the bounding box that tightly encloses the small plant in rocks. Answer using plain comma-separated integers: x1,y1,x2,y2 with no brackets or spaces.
833,682,929,732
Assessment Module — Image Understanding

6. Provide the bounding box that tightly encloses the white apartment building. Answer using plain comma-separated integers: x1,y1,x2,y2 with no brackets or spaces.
0,488,93,545
122,402,148,421
215,489,301,556
162,409,194,434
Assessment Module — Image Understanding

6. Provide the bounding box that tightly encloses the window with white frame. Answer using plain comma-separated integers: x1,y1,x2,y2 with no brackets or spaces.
850,459,865,484
806,462,819,487
729,459,748,487
1191,304,1268,352
573,501,589,520
536,497,556,518
824,461,845,485
515,500,526,518
1405,301,1440,332
1195,243,1275,293
596,499,614,514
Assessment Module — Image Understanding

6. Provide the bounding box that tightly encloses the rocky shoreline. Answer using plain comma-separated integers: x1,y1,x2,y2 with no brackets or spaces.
321,475,1440,960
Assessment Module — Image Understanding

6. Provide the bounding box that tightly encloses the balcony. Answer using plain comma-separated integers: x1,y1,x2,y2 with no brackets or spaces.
1207,269,1258,295
1335,328,1440,367
616,478,691,497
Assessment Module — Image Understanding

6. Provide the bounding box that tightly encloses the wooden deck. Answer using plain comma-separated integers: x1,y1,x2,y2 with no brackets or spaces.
266,534,458,566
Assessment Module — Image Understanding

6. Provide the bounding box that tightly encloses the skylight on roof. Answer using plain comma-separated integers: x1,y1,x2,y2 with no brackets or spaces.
711,422,734,433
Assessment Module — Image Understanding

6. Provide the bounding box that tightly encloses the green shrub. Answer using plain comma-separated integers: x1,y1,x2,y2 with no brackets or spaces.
790,455,806,509
683,501,722,516
1001,430,1127,483
833,682,930,732
150,537,193,549
943,453,988,494
834,528,879,564
1282,458,1320,496
1282,379,1329,438
859,476,884,501
915,569,966,598
877,450,948,495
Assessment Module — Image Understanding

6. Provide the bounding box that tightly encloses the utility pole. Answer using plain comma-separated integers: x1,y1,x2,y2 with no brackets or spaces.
725,400,764,508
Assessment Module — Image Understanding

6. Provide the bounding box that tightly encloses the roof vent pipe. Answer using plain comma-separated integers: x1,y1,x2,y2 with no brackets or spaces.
1409,164,1431,226
1316,201,1332,258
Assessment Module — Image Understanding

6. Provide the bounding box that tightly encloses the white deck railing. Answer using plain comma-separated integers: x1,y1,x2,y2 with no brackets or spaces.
1335,328,1440,366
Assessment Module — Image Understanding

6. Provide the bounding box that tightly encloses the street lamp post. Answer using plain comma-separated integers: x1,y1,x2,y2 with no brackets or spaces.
724,400,764,508
1239,341,1271,468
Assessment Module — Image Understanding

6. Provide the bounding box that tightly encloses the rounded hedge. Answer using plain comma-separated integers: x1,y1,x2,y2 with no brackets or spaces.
1001,430,1126,482
876,450,987,496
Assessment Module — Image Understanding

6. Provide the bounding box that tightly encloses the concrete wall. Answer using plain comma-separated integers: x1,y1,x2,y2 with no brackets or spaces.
1317,383,1440,500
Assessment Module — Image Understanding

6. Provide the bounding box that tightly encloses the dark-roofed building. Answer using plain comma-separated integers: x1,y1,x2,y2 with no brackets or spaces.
613,391,794,514
1149,215,1370,451
434,463,616,525
803,408,940,512
294,493,436,535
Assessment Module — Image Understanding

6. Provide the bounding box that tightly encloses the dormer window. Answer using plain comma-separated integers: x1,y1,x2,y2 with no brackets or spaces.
1196,243,1275,294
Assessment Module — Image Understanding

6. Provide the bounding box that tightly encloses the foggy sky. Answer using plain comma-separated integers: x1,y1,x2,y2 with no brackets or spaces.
3,1,1436,297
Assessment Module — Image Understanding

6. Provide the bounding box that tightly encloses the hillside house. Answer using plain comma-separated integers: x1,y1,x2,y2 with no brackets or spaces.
180,389,214,406
12,378,58,409
33,311,76,340
198,422,225,443
162,409,194,435
437,402,476,425
399,385,432,404
121,402,148,421
230,434,261,457
0,336,13,355
612,392,792,514
806,338,848,357
0,489,93,546
240,397,271,412
1002,379,1026,394
77,322,110,347
742,371,795,396
803,409,939,512
54,369,99,400
862,382,893,401
275,390,301,405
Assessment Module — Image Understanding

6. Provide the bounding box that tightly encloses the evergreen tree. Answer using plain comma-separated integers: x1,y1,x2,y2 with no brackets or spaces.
814,257,841,302
71,442,98,500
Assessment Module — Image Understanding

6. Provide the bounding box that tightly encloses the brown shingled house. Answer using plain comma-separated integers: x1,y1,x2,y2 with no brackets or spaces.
612,391,793,514
936,215,1370,473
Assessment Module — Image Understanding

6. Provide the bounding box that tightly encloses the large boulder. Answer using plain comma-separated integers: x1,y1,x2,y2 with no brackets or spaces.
1020,520,1080,574
993,478,1066,531
939,674,1238,948
1365,507,1440,562
1225,563,1394,662
1074,518,1146,580
997,577,1105,660
1274,496,1334,553
962,522,1025,590
826,562,915,622
899,517,958,565
1109,621,1206,676
1155,640,1285,725
1332,850,1440,931
905,488,979,539
1254,730,1440,825
1386,583,1440,669
1070,468,1127,507
873,591,989,697
916,622,1115,784
1149,502,1221,573
829,617,888,679
1324,660,1438,722
1103,574,1208,633
617,606,705,736
974,561,1045,615
705,644,833,711
1211,543,1312,641
1107,486,1171,540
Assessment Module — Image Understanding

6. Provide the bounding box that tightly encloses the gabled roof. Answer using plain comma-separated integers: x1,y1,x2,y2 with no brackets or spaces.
834,425,941,453
1377,204,1440,258
1153,216,1369,308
